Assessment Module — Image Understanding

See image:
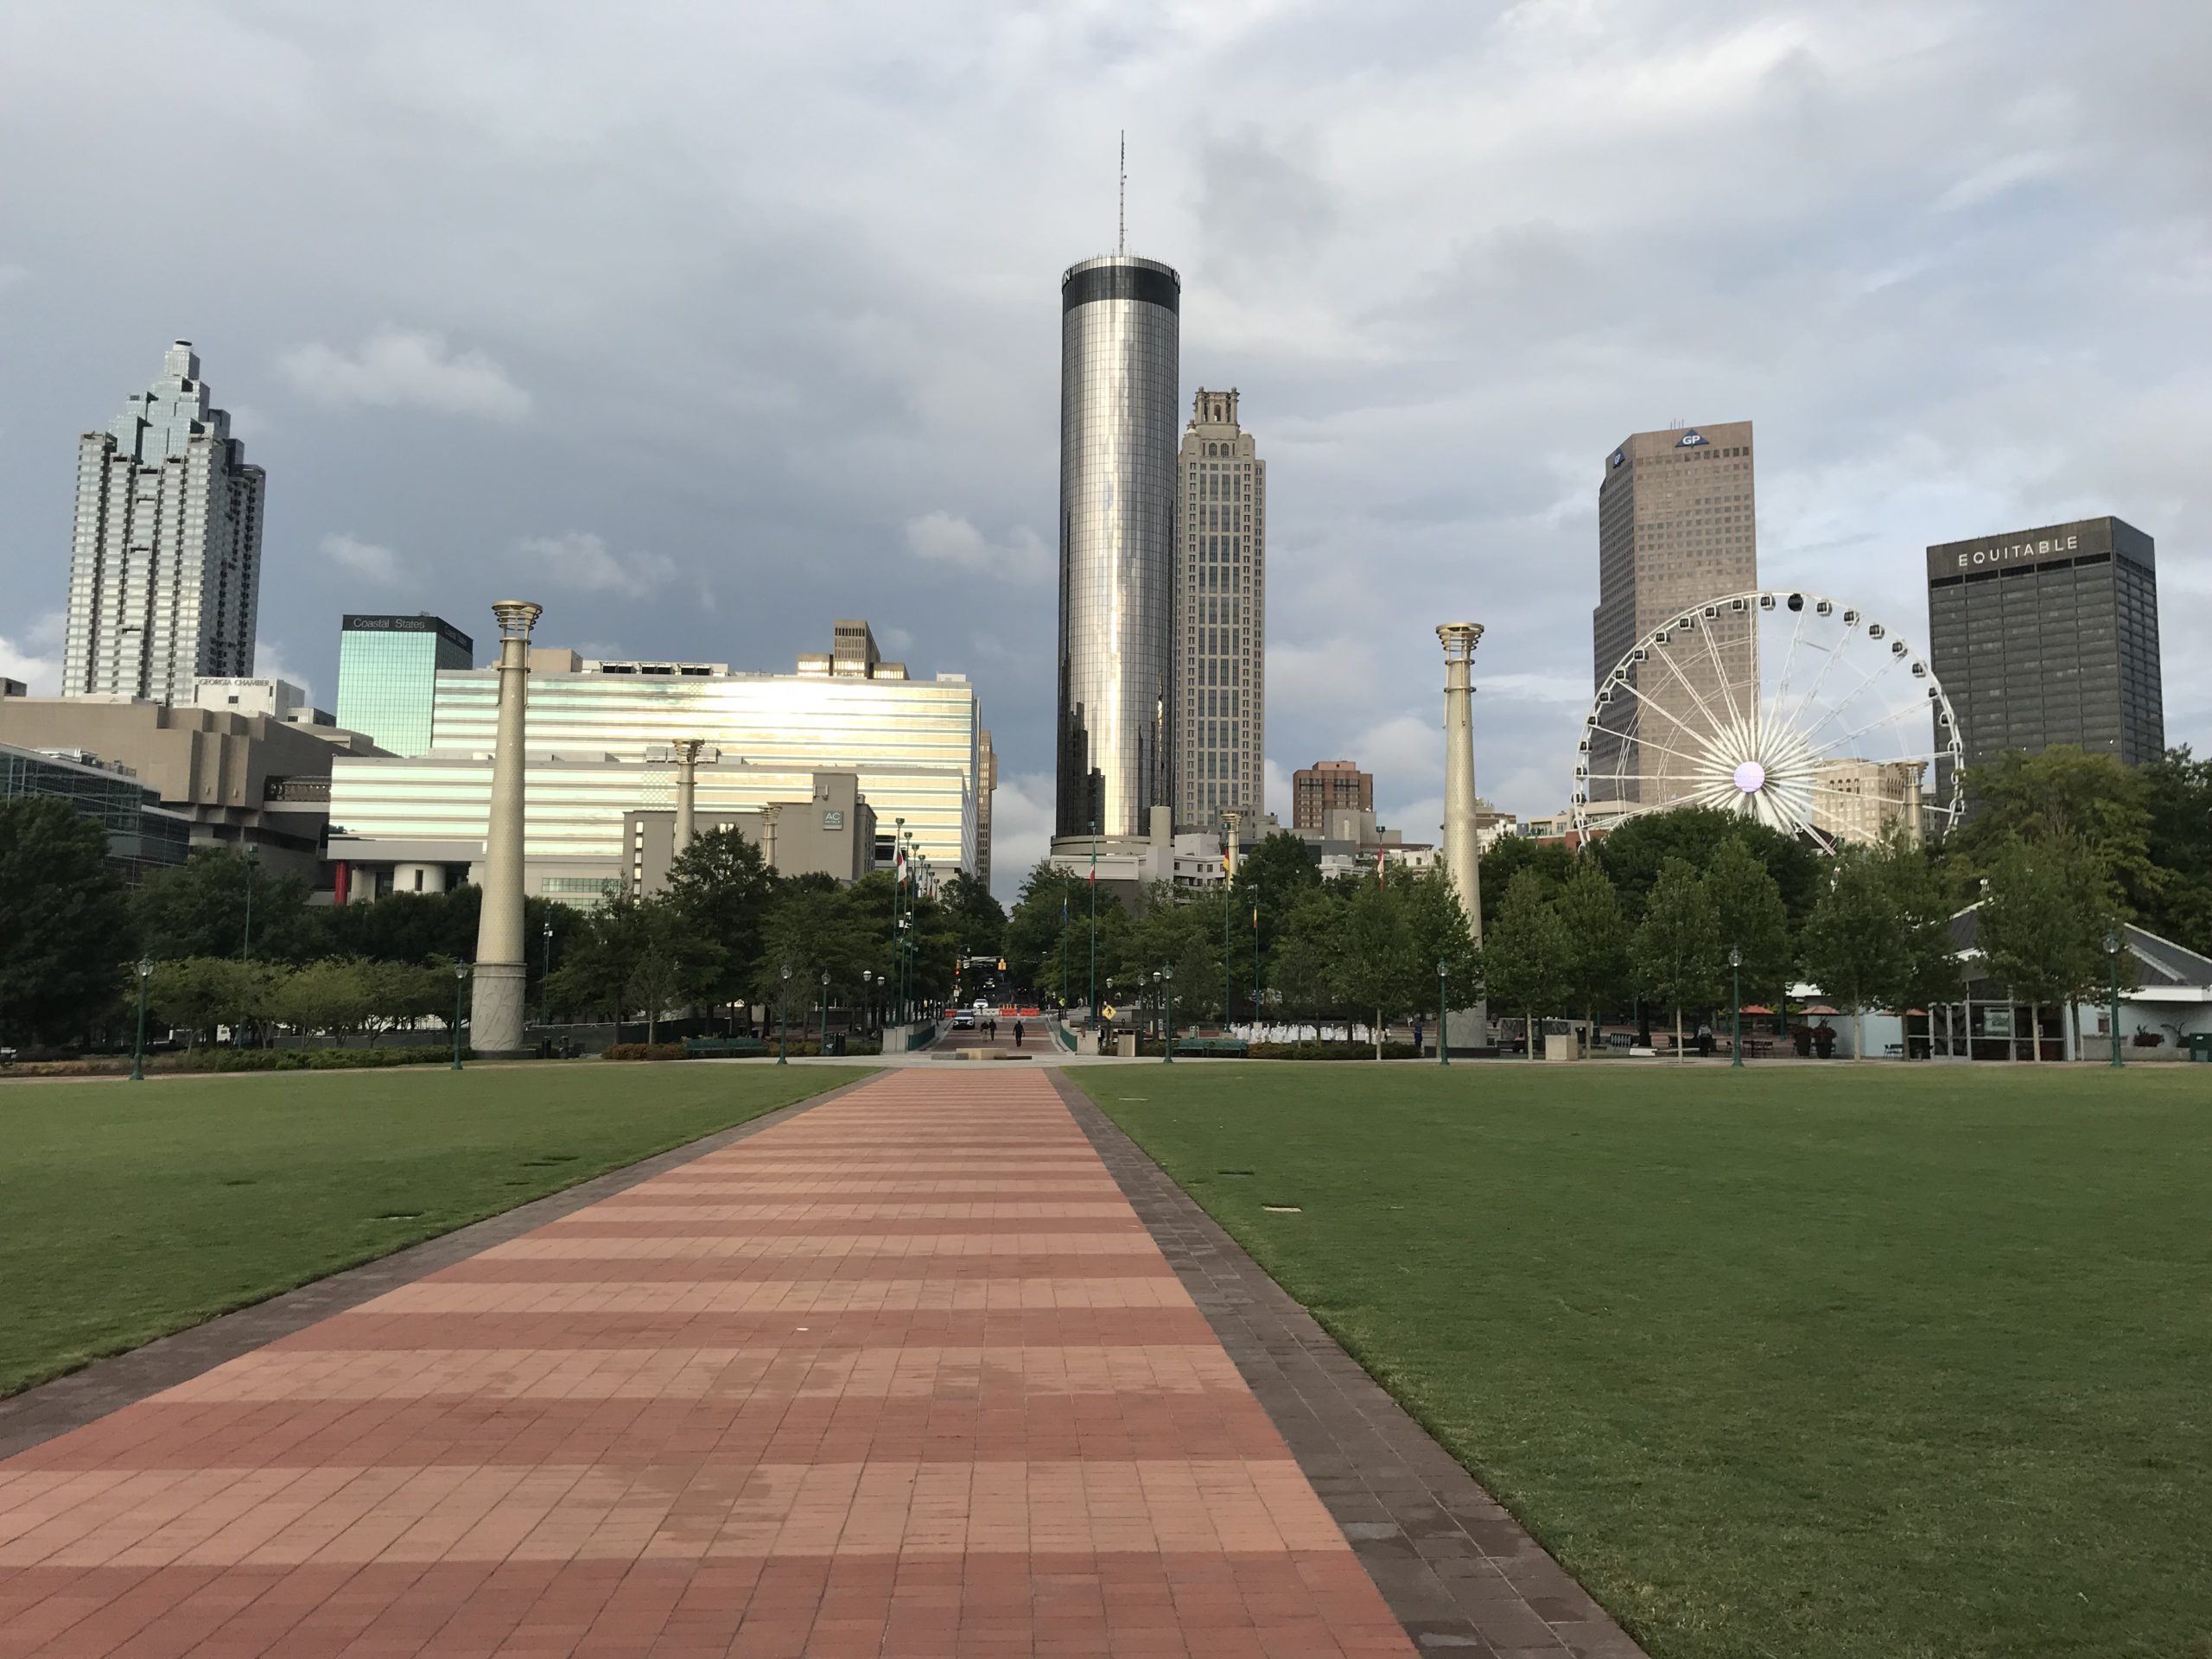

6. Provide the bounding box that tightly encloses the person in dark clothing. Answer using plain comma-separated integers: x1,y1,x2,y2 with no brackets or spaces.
1014,1019,1026,1048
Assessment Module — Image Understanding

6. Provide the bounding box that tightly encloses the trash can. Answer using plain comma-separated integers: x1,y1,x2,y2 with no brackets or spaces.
2189,1032,2212,1064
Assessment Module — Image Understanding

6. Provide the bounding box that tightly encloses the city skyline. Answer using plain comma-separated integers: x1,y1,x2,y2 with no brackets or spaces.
3,3,2207,898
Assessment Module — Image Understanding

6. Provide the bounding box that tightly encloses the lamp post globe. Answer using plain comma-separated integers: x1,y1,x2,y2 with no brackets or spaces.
130,957,155,1082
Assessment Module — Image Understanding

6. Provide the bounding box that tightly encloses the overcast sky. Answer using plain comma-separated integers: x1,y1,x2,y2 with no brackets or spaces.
3,0,2205,897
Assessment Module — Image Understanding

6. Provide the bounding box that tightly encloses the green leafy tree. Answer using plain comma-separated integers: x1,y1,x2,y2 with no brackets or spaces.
2139,747,2212,952
1272,885,1350,1042
1553,858,1630,1046
1979,833,2125,1062
1242,830,1320,968
663,826,775,1007
937,873,1007,958
1874,832,1964,1053
1632,856,1725,1057
1797,845,1904,1060
1598,806,1821,928
1705,836,1793,1033
1482,869,1573,1052
1333,880,1424,1058
321,885,482,966
148,957,254,1047
0,798,131,1046
1004,861,1091,1005
271,959,373,1046
359,960,450,1043
1949,746,2158,902
1477,835,1574,934
1400,863,1481,1029
134,846,320,963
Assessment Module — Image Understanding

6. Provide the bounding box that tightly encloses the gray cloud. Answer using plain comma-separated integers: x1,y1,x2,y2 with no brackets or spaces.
0,0,2203,902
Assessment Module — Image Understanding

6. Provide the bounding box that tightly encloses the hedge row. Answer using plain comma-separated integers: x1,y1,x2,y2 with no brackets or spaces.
188,1046,469,1071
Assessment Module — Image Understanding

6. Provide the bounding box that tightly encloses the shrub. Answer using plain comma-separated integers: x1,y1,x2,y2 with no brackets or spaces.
1244,1040,1427,1061
190,1046,469,1071
602,1043,689,1061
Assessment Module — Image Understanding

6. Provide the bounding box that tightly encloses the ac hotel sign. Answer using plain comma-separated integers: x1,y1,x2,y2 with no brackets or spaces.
1924,517,2129,581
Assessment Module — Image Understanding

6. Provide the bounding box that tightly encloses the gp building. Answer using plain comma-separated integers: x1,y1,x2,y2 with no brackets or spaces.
1924,516,2164,791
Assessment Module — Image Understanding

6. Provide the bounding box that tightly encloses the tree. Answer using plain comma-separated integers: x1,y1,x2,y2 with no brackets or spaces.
0,798,131,1046
1243,830,1320,967
321,885,482,967
1272,886,1348,1042
1005,861,1091,1005
1553,858,1629,1046
1704,836,1792,1033
134,846,319,963
1333,880,1423,1058
1978,834,2124,1062
1597,806,1821,929
1482,870,1573,1053
1476,835,1573,934
359,960,449,1043
148,957,254,1047
1873,832,1962,1053
1797,845,1904,1061
937,873,1007,958
1631,857,1724,1057
271,959,374,1046
1399,863,1481,1028
1950,746,2158,898
2139,747,2212,953
663,827,774,1008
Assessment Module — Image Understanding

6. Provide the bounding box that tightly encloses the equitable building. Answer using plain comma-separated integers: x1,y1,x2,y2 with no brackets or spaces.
1924,516,2164,788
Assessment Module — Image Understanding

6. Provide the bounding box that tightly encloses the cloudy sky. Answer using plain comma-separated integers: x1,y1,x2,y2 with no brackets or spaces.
3,0,2206,897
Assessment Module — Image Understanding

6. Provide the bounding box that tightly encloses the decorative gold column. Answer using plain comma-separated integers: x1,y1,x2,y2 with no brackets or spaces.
1222,810,1243,880
469,600,541,1055
672,739,707,855
1438,623,1488,1045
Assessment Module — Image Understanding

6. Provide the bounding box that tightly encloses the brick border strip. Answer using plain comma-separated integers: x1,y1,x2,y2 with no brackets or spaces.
0,1068,881,1460
1053,1073,1649,1658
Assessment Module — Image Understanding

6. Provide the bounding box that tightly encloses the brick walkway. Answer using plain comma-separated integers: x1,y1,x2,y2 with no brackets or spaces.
0,1069,1416,1656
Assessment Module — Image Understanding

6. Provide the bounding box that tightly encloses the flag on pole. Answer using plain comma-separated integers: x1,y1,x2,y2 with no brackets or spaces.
894,843,907,887
1376,846,1388,887
1250,901,1258,931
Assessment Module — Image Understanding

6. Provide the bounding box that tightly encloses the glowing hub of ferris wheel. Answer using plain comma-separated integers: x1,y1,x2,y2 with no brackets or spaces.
1572,589,1965,853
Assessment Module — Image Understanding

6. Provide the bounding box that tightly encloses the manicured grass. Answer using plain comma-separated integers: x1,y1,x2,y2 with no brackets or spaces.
1073,1063,2212,1659
0,1062,872,1396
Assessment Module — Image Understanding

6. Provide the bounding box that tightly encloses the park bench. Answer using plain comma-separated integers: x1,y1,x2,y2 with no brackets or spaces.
1172,1037,1251,1058
684,1035,767,1058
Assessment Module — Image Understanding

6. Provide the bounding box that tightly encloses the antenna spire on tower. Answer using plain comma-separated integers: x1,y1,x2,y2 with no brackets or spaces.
1118,130,1126,255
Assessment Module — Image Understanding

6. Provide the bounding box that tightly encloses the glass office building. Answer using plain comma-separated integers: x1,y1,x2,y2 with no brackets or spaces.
335,614,474,755
1058,252,1180,840
327,650,982,896
1925,516,2164,797
0,742,192,880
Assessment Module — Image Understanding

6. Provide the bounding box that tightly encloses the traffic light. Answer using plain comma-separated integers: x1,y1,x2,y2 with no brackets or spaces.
998,957,1007,971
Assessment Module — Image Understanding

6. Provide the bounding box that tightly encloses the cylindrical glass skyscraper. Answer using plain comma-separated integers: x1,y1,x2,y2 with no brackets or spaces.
1058,253,1181,840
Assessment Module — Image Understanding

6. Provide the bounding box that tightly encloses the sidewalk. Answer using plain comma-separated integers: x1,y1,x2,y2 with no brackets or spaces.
0,1069,1414,1656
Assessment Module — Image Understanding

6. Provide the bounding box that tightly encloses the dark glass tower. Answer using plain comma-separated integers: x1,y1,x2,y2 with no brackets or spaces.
1925,516,2164,794
1057,254,1180,840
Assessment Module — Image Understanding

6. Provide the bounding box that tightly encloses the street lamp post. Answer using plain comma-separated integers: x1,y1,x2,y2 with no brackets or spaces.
540,920,553,1033
1161,965,1175,1065
820,969,831,1057
130,957,154,1082
1437,958,1450,1067
862,969,874,1035
778,962,791,1065
1088,818,1098,1025
1729,945,1744,1070
451,963,469,1070
2105,931,2124,1069
240,848,259,962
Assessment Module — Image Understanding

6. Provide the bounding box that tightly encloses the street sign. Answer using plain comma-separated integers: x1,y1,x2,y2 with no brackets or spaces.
1100,1004,1117,1021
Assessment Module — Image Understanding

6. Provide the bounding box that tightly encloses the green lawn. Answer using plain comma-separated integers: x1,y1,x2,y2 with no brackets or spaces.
1074,1063,2212,1659
0,1062,871,1396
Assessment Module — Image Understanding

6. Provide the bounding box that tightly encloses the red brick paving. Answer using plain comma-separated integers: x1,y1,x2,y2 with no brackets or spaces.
0,1071,1414,1656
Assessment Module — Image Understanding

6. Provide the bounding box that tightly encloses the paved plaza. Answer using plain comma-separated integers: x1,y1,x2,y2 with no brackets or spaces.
0,1067,1635,1656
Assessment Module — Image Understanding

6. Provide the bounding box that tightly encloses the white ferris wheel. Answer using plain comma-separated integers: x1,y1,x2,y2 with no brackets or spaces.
1573,589,1964,853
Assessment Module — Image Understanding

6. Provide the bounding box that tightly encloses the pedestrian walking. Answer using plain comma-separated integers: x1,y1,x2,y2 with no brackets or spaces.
1014,1019,1025,1049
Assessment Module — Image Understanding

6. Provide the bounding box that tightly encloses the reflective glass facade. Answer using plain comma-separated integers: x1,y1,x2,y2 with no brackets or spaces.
335,614,474,756
1926,517,2164,793
328,664,980,874
1058,253,1180,839
0,742,191,878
